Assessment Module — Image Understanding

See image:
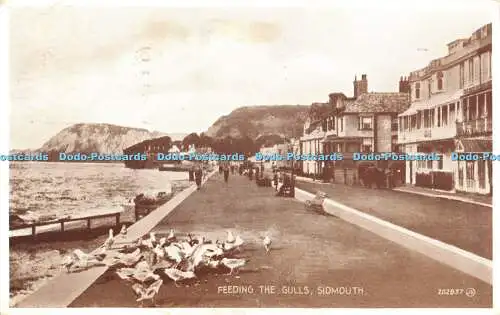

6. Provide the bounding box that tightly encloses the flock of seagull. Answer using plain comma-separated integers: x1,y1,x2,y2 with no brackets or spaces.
60,225,273,307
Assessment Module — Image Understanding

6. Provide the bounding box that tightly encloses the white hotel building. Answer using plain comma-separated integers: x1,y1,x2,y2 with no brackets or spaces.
398,23,492,195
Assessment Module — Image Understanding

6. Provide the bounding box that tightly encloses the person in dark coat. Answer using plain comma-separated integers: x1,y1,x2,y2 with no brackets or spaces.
223,165,230,183
273,171,279,191
195,165,203,189
188,166,195,182
248,167,254,180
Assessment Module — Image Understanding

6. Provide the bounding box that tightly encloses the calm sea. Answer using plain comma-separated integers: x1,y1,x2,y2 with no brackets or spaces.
9,162,189,218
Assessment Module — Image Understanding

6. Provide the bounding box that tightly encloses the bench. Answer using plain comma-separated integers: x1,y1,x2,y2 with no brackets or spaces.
305,191,328,213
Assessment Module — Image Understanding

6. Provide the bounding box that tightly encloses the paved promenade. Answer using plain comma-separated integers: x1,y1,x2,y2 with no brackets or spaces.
71,173,491,308
296,181,492,259
15,171,215,308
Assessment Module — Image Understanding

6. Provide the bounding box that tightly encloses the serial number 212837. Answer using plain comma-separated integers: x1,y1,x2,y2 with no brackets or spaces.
437,288,464,296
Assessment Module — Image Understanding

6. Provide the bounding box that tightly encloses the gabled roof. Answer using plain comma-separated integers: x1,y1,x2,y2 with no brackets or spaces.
344,92,410,113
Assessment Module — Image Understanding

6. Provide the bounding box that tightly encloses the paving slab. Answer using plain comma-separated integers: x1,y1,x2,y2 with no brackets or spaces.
296,181,492,259
71,173,492,308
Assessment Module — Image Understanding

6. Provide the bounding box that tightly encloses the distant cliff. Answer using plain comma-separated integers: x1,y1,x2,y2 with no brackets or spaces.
205,105,309,140
35,123,185,155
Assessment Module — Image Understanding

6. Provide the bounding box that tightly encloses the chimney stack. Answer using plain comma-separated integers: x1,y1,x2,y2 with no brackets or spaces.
399,76,410,93
353,74,368,98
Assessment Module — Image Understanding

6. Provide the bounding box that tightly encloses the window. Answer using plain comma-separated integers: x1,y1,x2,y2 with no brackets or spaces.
459,63,464,88
466,161,475,189
416,113,421,129
437,71,444,90
488,51,492,79
437,155,443,170
474,56,480,84
478,94,485,118
391,118,398,131
340,117,344,132
361,138,372,153
415,82,420,99
361,144,372,153
462,98,468,121
437,107,441,127
427,159,433,169
480,53,487,83
458,165,464,187
486,92,492,117
468,59,474,85
359,116,373,130
478,159,486,189
442,105,448,126
449,103,455,122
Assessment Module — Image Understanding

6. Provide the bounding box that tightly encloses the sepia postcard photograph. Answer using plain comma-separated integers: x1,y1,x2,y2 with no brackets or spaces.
0,0,498,313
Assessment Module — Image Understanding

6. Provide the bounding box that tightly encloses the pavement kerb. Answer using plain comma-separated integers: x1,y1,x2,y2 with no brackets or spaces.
294,187,492,285
15,169,218,308
295,176,491,207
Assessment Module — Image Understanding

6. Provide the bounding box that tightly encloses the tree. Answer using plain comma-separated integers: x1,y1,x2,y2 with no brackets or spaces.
199,133,214,148
182,133,201,151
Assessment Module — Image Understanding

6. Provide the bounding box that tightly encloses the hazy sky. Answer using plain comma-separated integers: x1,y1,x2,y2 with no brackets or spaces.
8,1,496,149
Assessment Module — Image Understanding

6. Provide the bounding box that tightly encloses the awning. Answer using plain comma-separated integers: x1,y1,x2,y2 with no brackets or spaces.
455,138,492,153
399,89,463,117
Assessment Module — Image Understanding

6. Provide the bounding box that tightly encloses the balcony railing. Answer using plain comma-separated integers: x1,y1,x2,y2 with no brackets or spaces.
464,79,492,95
398,126,456,144
456,117,492,137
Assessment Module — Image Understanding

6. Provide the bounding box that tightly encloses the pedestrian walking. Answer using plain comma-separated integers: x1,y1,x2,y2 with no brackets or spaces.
223,165,230,183
188,166,195,182
195,165,203,190
273,171,278,191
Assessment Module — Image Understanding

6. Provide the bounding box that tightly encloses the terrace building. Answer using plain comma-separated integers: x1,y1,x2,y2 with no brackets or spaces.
398,23,492,195
300,102,330,175
321,75,410,171
299,75,410,177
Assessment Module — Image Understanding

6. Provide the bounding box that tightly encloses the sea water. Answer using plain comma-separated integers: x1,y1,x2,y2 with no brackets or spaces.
9,162,189,219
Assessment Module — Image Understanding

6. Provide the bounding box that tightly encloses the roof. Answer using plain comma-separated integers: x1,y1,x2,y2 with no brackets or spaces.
399,90,463,116
344,92,410,113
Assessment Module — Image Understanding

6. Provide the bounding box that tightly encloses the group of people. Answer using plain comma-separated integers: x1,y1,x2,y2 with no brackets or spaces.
216,162,294,198
273,170,294,197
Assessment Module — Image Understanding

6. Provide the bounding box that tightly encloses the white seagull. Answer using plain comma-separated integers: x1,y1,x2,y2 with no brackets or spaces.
167,229,175,241
102,228,115,250
132,279,163,307
162,268,196,287
226,230,235,243
263,235,272,253
220,258,247,275
120,224,127,237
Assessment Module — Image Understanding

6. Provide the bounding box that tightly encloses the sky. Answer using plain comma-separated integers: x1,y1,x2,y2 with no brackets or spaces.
7,0,496,149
